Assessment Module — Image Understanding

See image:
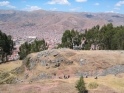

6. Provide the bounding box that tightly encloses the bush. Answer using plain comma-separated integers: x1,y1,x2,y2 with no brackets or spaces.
88,82,98,89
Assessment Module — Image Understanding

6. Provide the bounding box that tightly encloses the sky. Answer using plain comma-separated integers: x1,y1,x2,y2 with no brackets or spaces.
0,0,124,13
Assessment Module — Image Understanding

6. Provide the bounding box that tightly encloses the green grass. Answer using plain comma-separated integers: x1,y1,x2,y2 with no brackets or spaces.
11,66,25,75
0,72,16,84
0,72,9,80
0,76,16,84
5,77,16,84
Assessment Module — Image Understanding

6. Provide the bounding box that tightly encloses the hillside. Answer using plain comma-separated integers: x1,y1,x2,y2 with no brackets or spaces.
17,49,124,79
0,49,124,93
0,10,124,42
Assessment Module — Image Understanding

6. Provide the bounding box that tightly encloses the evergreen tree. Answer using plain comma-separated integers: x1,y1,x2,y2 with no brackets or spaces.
75,76,86,93
0,30,13,62
58,29,82,49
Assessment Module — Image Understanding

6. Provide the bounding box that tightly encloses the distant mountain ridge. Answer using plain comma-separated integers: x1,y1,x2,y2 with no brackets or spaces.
0,10,124,42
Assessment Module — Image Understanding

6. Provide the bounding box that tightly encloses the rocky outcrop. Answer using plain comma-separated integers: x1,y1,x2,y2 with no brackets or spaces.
77,65,124,78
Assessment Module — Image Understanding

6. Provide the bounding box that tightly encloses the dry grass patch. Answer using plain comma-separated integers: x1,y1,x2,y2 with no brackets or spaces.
84,74,124,92
0,60,22,73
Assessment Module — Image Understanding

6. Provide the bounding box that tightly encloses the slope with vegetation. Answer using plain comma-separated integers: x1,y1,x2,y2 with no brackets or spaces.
0,49,124,93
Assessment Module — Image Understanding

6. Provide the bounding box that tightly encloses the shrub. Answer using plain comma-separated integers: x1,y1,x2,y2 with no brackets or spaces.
88,82,98,89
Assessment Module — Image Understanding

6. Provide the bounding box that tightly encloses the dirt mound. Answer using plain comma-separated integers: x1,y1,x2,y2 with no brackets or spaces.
13,49,124,83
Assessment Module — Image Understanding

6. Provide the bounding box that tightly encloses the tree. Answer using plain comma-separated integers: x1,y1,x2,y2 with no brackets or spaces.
75,76,86,93
0,30,13,62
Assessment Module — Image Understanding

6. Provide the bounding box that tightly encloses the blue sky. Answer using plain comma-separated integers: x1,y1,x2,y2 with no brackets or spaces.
0,0,124,13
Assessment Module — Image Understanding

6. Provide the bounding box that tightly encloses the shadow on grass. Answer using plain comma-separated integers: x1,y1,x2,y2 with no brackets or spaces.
78,90,88,93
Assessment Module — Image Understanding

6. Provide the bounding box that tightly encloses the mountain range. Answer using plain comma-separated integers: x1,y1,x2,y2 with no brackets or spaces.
0,10,124,42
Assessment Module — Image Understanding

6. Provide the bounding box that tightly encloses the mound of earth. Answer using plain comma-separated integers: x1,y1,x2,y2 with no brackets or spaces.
10,49,124,83
1,49,124,93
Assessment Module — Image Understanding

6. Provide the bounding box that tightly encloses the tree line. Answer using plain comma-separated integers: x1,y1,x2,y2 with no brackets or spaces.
58,23,124,50
19,39,48,60
0,23,124,62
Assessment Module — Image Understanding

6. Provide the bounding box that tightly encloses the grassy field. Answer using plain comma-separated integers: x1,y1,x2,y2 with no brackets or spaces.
0,74,124,93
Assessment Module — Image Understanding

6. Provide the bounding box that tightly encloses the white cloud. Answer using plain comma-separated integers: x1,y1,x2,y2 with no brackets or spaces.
75,0,87,2
50,8,57,11
115,1,124,6
105,10,119,14
23,5,42,11
0,1,9,6
47,0,70,5
94,3,99,6
106,11,114,13
70,7,82,11
0,1,16,8
114,7,120,10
